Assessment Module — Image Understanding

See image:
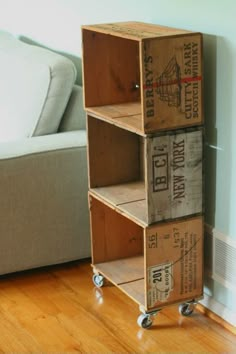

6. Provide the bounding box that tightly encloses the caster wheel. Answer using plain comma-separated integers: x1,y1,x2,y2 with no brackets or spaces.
137,313,153,329
179,302,195,316
92,274,104,288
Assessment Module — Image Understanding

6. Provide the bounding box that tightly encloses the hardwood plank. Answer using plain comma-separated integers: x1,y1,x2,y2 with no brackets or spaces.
89,196,143,264
90,181,145,205
89,189,147,227
87,103,144,134
90,182,148,226
87,115,140,188
120,279,145,306
120,199,147,225
94,256,144,285
0,260,235,353
82,30,140,107
82,22,193,41
88,102,141,118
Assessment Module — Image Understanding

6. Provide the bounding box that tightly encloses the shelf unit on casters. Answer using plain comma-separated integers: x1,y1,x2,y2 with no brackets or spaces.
82,21,204,329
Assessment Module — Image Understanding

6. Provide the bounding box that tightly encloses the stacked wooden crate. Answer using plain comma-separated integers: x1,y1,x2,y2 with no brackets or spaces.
82,22,204,328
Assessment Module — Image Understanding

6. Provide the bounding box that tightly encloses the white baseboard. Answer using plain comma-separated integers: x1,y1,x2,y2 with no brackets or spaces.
200,293,236,327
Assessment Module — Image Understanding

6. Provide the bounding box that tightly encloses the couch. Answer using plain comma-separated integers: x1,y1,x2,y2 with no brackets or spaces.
0,31,90,275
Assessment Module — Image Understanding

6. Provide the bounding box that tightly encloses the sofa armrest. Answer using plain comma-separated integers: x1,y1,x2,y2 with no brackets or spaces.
0,130,86,159
0,130,90,275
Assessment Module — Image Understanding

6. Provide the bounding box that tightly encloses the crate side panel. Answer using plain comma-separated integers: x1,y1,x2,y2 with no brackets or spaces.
142,34,203,132
87,115,140,188
89,196,143,264
82,29,140,107
82,22,193,40
145,216,203,311
147,129,203,223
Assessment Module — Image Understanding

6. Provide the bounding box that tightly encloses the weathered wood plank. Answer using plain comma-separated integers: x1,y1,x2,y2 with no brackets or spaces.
145,216,203,311
90,181,145,206
141,34,203,132
82,29,140,107
93,256,144,285
87,115,140,188
82,22,193,42
146,128,203,223
119,279,145,306
89,196,143,264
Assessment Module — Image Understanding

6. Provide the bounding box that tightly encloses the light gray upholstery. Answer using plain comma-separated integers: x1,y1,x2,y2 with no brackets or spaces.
0,32,90,275
59,85,86,131
0,32,77,141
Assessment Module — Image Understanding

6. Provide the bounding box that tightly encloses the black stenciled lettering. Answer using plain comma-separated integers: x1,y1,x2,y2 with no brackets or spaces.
155,156,166,168
145,55,153,64
184,42,199,120
148,233,158,248
172,139,185,200
192,82,199,118
185,82,192,119
146,89,154,98
144,43,155,118
155,176,167,186
173,175,185,200
146,99,154,108
173,139,185,171
152,153,168,192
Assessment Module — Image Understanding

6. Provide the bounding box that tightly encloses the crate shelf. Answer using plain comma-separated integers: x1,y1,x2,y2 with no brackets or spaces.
92,256,145,306
82,22,203,134
87,102,143,135
87,114,203,224
90,181,147,226
83,21,204,328
90,194,203,312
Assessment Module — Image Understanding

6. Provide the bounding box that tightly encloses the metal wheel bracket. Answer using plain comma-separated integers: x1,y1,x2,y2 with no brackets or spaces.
179,300,196,316
137,308,160,329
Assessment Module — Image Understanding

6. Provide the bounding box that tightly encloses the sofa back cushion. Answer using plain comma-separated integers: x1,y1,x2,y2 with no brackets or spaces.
0,33,76,142
59,85,86,132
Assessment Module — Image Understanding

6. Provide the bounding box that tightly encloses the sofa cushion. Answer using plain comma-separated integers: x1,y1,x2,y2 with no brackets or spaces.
0,33,77,142
59,85,86,132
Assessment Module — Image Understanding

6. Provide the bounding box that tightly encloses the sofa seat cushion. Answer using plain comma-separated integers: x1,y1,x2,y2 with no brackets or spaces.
0,33,77,142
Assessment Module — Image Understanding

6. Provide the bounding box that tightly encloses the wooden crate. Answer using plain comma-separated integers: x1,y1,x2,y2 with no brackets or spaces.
89,194,203,312
82,22,203,134
87,114,203,225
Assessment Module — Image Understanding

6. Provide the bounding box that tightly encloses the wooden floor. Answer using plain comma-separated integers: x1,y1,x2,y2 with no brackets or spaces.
0,259,235,353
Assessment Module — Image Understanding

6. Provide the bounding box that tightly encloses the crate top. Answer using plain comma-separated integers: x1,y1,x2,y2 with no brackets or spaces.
81,21,196,41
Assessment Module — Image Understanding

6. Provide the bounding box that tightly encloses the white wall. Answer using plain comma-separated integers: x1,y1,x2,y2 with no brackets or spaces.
1,0,236,325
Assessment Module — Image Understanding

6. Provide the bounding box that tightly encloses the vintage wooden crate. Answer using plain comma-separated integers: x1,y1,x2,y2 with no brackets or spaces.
87,113,203,225
82,22,203,134
89,194,203,312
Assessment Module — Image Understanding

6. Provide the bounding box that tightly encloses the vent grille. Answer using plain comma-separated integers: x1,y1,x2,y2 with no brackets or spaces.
210,228,236,293
214,238,236,285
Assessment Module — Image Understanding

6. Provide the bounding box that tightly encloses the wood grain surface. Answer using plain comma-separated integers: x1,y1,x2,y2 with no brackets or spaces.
0,260,235,353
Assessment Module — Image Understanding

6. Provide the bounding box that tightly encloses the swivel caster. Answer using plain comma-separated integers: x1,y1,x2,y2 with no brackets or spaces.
137,310,158,329
179,301,196,316
92,274,104,288
137,313,153,329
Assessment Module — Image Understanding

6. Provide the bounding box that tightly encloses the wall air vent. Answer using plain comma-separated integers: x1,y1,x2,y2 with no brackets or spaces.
211,228,236,293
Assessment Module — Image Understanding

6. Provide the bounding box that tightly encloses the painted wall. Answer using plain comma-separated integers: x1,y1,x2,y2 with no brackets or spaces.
0,0,235,325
